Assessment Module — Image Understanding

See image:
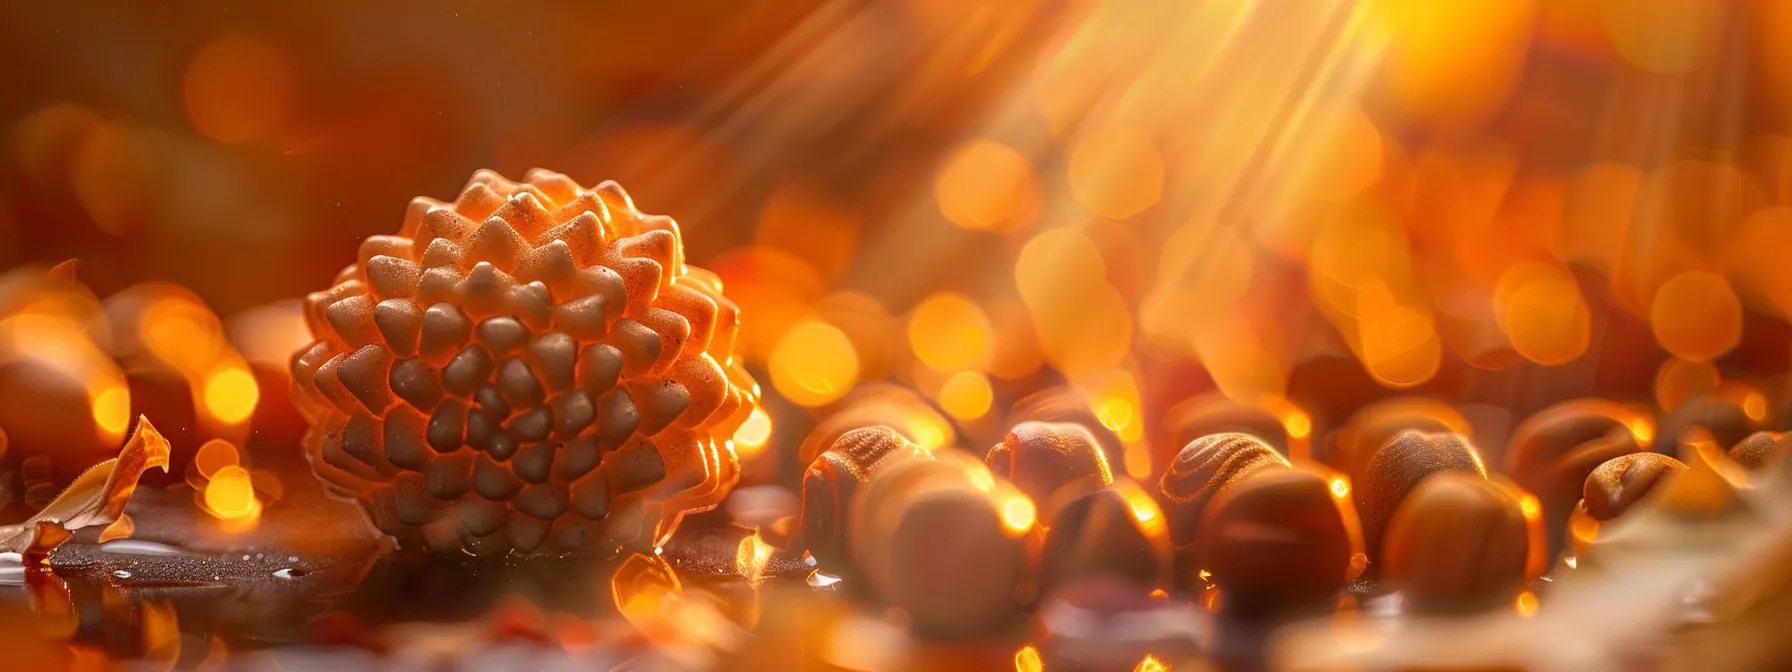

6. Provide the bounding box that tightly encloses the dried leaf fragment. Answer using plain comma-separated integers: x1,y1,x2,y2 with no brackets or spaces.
0,416,171,557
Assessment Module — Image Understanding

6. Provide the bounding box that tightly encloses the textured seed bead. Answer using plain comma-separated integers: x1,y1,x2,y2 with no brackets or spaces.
848,450,1028,639
1197,467,1363,615
1354,430,1487,564
1382,472,1542,615
985,421,1114,507
1582,452,1688,521
1729,431,1790,472
799,426,930,575
1157,432,1289,551
1503,398,1650,557
293,169,758,555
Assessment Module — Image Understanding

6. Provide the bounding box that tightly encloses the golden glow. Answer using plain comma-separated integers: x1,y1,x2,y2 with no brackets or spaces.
908,293,993,371
202,366,260,424
1014,229,1107,308
1654,357,1719,413
1130,500,1158,524
1515,591,1539,617
968,467,996,493
936,140,1039,233
768,320,859,407
203,465,258,520
938,370,994,420
1371,0,1534,129
1602,0,1723,75
1570,513,1599,544
1068,125,1164,219
1133,654,1169,672
1650,271,1743,362
1123,442,1152,480
1001,495,1037,532
1284,410,1313,439
732,407,773,453
911,418,950,451
1519,494,1541,519
140,299,223,377
734,533,774,585
1097,396,1135,431
1329,477,1350,498
183,35,294,143
1014,645,1044,672
1495,263,1591,366
1744,392,1768,421
1359,303,1442,388
1120,485,1166,536
1149,588,1169,599
92,384,131,436
1628,418,1655,445
194,439,240,479
1092,370,1142,435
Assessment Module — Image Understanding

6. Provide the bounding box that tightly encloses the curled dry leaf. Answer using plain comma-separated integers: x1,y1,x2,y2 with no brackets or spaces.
0,416,170,560
98,514,135,543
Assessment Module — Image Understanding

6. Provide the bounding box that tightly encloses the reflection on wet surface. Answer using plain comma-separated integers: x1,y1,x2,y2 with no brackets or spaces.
3,473,1229,671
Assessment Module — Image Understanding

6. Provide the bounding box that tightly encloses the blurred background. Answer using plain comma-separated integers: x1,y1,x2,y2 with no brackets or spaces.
5,0,1792,500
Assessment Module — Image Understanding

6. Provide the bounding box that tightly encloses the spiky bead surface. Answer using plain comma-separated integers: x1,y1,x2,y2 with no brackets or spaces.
291,169,757,556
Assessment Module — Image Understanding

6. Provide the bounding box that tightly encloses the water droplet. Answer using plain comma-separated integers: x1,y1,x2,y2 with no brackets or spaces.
98,540,187,556
241,554,251,561
807,570,843,590
274,568,306,579
112,569,133,579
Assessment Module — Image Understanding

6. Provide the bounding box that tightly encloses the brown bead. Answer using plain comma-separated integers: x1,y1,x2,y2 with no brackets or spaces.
1582,452,1688,521
1037,478,1171,595
1354,431,1486,564
1729,431,1790,472
1157,432,1289,550
1660,387,1769,457
986,421,1114,507
1327,397,1468,482
1503,399,1651,557
1196,467,1362,615
1009,387,1125,459
849,451,1027,638
795,383,951,469
1161,394,1289,455
799,426,928,574
1382,472,1539,615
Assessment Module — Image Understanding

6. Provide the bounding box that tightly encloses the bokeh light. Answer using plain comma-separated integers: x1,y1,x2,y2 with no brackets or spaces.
193,439,239,480
768,320,859,407
1067,125,1164,219
732,407,773,455
937,370,993,421
182,35,295,144
202,367,260,425
934,140,1040,233
1649,271,1743,362
203,465,258,520
907,292,993,372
